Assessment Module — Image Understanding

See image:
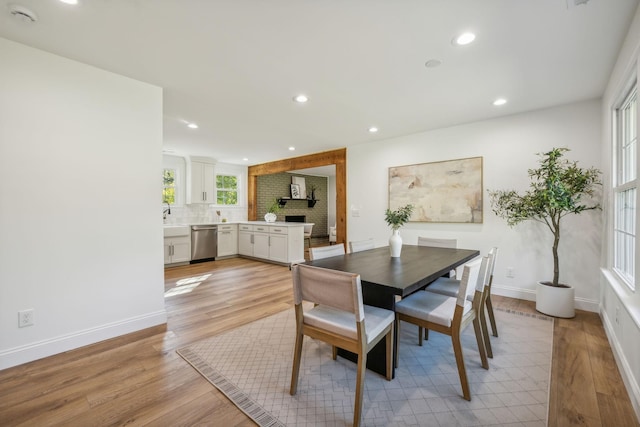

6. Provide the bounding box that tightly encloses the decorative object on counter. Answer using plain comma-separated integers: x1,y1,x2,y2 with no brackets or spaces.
265,199,281,222
488,147,601,318
384,204,414,257
216,210,221,222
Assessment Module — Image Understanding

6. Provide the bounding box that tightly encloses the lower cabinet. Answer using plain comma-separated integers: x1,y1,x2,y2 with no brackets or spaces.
217,224,238,257
238,223,303,264
164,235,191,265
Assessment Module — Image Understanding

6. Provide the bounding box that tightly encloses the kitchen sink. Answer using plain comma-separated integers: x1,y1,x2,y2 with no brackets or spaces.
163,225,190,237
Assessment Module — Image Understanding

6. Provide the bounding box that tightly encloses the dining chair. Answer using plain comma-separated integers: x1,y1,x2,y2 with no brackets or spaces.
425,247,498,357
417,237,458,249
309,243,345,260
290,264,394,427
394,256,490,401
349,238,375,253
417,236,458,278
303,223,314,248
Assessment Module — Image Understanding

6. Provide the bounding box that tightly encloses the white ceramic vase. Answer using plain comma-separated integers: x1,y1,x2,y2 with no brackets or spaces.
535,281,575,318
389,229,402,257
264,212,277,223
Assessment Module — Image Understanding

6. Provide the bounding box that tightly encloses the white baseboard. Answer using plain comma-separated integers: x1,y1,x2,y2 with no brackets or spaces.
492,284,599,313
600,307,640,421
0,310,167,370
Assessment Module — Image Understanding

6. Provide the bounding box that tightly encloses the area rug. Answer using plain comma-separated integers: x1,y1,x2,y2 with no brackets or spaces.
177,307,553,426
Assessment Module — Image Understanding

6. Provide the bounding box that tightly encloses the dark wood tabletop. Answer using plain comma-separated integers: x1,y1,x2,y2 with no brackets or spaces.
306,245,480,303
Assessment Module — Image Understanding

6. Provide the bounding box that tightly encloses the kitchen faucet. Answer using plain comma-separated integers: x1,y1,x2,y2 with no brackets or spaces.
163,201,171,221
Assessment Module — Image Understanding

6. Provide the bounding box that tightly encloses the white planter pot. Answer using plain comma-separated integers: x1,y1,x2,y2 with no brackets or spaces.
389,229,402,257
536,282,575,318
264,212,277,223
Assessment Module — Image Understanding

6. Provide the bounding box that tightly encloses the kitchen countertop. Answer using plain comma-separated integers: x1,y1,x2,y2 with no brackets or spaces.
164,221,310,227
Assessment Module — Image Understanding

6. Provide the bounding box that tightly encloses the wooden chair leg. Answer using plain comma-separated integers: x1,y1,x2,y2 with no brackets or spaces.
385,328,393,381
290,332,304,395
418,326,428,345
353,352,367,427
472,317,489,370
451,330,470,401
394,315,400,368
479,305,493,359
332,345,337,360
486,295,498,337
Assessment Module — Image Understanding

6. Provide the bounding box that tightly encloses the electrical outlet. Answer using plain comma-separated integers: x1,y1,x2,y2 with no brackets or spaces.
18,309,34,328
506,267,515,278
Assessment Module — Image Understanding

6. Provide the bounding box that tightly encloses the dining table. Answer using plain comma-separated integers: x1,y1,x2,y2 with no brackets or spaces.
305,244,480,377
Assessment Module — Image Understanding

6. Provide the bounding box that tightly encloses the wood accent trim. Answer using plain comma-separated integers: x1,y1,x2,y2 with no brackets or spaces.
248,148,346,246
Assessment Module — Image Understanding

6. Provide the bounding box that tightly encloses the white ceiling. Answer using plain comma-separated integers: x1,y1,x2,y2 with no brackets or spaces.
1,0,638,173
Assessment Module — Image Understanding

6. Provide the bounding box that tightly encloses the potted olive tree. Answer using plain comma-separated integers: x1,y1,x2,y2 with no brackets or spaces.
488,148,601,318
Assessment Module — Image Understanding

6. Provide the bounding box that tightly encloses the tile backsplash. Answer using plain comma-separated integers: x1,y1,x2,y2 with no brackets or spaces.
162,204,247,225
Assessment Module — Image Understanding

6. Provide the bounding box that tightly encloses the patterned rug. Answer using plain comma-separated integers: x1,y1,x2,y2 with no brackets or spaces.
177,307,553,426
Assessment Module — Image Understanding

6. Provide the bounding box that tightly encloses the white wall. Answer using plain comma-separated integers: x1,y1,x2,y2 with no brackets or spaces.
600,4,640,418
0,38,166,369
348,99,603,311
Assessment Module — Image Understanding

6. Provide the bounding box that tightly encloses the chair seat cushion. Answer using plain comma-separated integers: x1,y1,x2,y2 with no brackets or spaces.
395,291,472,327
305,304,394,343
426,277,460,297
426,277,477,302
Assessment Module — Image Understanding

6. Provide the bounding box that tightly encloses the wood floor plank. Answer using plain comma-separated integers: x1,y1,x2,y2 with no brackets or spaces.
0,256,637,426
553,321,602,426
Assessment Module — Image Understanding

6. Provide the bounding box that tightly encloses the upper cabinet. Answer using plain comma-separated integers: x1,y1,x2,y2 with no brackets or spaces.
186,157,215,204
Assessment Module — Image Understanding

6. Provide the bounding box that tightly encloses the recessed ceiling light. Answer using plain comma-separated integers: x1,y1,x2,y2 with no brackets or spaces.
59,0,78,4
452,32,476,46
368,127,379,133
293,94,308,103
493,98,507,106
289,146,296,151
187,123,198,129
243,158,249,161
424,59,442,68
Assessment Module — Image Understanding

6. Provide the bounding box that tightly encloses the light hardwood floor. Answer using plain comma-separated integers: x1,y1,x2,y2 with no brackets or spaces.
0,256,638,426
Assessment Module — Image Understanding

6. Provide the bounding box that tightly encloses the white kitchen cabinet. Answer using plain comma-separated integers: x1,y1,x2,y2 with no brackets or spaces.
217,223,238,257
238,224,254,256
163,226,191,265
187,160,215,204
253,226,270,259
268,228,288,263
237,222,304,265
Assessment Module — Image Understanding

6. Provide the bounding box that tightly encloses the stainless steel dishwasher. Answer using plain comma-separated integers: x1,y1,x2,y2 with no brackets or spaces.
191,224,218,262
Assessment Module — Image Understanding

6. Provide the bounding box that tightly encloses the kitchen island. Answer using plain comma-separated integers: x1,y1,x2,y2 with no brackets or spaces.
238,221,305,266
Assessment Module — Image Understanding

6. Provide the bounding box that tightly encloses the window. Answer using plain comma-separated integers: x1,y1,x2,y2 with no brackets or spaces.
216,174,238,205
614,85,637,290
163,168,176,204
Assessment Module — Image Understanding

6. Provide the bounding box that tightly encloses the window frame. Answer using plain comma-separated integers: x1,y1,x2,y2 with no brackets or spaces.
613,83,638,291
162,167,177,205
215,173,239,206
